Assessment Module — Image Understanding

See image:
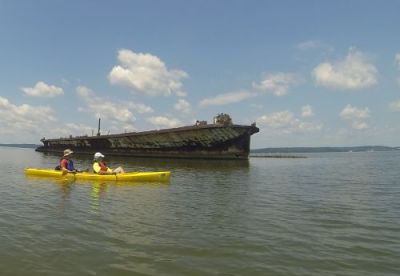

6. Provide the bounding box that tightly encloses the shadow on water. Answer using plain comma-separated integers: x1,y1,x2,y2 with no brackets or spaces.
38,151,250,173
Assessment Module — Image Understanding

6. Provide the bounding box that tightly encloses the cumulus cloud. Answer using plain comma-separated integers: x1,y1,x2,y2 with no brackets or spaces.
312,48,378,90
199,91,256,107
395,53,400,69
0,96,56,135
51,123,95,138
174,99,191,114
258,111,296,129
77,86,134,123
395,54,400,85
76,85,91,97
76,86,153,128
22,81,64,97
127,102,154,114
253,73,302,96
0,95,107,142
108,49,188,97
301,105,314,118
340,104,370,130
146,116,181,129
351,121,369,130
340,104,369,120
389,100,400,111
81,101,134,124
257,110,322,134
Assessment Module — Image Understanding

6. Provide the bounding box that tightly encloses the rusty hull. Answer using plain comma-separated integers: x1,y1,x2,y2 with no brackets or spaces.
36,124,259,159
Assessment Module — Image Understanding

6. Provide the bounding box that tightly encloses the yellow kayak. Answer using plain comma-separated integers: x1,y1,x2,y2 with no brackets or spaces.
25,168,171,182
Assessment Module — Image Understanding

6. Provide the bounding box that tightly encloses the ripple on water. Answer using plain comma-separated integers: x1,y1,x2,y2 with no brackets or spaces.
1,149,400,275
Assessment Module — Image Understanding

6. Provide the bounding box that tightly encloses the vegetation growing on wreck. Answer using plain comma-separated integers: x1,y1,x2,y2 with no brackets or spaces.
214,113,233,126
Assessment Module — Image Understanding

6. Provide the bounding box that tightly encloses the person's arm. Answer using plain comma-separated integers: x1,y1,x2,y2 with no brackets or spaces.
93,162,110,174
93,162,114,174
61,159,76,173
98,168,113,175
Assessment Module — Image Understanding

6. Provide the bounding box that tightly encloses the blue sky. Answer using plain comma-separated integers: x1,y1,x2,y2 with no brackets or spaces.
1,0,400,148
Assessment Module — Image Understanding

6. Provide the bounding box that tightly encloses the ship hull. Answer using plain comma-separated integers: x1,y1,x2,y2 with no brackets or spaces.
36,124,259,160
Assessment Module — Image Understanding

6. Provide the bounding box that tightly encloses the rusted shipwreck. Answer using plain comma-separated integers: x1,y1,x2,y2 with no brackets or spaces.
36,114,259,159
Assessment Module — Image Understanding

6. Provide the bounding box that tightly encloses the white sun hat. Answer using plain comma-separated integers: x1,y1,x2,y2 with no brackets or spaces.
94,152,105,159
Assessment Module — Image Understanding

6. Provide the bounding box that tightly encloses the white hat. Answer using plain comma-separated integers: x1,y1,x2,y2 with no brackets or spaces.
94,152,105,159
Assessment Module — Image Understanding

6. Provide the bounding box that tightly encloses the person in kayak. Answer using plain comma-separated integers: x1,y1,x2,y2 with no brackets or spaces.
93,152,125,174
60,149,77,173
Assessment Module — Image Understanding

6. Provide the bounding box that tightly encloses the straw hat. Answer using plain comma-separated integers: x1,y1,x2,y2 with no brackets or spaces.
63,149,74,157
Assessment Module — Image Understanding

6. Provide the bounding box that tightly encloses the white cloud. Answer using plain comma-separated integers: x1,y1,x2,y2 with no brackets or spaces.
0,96,56,138
76,86,153,127
395,53,400,69
51,123,95,138
257,110,322,134
312,48,378,90
258,111,295,128
22,81,64,97
199,91,256,107
76,85,91,97
351,121,369,130
389,100,400,111
395,54,400,85
147,116,181,129
301,105,314,117
108,49,188,97
340,104,370,120
127,102,154,114
253,73,302,96
174,99,191,114
340,104,370,130
82,102,134,123
64,123,93,133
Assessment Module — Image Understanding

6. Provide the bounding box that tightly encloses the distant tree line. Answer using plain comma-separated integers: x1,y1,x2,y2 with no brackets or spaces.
0,144,38,149
251,146,400,153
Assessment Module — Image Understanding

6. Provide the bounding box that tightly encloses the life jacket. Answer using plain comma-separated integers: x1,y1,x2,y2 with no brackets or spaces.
58,158,74,171
94,161,108,172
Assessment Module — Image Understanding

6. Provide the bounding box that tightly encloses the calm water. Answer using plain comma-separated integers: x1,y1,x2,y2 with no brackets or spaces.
0,147,399,275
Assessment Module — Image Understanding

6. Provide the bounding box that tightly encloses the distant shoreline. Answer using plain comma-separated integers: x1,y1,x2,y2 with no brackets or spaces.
0,144,38,149
250,154,306,158
251,146,400,154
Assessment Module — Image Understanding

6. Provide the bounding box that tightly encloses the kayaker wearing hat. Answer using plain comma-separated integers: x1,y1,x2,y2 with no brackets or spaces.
60,149,77,173
93,152,125,174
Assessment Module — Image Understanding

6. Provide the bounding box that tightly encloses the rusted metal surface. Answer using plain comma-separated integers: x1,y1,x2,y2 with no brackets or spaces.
36,124,259,159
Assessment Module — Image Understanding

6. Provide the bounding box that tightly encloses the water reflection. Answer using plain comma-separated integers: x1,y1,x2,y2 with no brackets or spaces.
26,173,170,215
55,179,75,199
6,148,400,275
89,182,108,212
39,151,249,172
